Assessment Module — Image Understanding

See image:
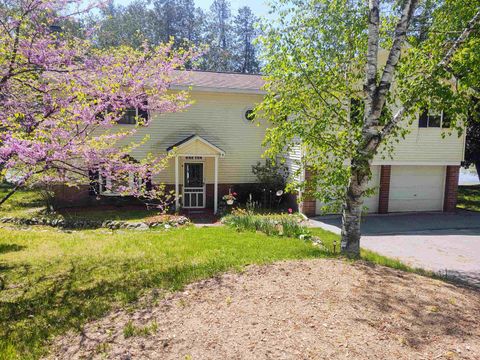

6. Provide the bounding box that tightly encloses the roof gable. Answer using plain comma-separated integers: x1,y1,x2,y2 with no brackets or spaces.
166,135,225,156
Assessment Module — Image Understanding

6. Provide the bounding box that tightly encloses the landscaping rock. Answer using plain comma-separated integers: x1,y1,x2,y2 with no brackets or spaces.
0,214,190,231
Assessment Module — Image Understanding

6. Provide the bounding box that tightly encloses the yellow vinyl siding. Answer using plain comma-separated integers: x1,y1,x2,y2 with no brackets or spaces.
373,123,465,165
116,91,266,184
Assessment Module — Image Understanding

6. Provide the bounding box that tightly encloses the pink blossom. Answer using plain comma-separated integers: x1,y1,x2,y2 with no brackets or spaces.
0,0,201,205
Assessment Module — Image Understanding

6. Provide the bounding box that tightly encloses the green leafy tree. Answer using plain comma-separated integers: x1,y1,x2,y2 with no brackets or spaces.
465,100,480,179
258,0,480,256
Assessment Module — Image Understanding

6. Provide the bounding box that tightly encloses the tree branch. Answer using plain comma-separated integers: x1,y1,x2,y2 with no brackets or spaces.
370,0,419,124
364,0,380,110
380,6,480,139
439,8,480,69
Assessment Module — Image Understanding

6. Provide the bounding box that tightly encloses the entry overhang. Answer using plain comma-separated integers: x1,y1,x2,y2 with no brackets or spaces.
166,135,225,157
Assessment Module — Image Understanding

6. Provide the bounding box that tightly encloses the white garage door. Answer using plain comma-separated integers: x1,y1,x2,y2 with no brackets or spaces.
389,166,445,212
315,166,380,214
363,165,380,213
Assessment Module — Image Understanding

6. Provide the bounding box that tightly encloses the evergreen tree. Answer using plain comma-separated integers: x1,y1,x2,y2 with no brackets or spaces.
94,1,153,48
201,0,234,71
151,0,179,44
91,0,263,73
177,0,204,44
233,6,260,73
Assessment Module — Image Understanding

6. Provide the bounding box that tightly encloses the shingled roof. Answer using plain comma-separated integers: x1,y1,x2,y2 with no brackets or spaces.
171,70,265,93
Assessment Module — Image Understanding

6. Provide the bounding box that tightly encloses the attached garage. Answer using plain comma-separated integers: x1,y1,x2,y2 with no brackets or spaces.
388,165,445,212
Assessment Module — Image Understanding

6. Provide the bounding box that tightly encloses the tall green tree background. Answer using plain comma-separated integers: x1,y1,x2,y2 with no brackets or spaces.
90,0,261,73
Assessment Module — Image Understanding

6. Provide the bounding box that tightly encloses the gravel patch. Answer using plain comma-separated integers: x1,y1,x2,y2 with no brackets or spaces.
46,259,480,360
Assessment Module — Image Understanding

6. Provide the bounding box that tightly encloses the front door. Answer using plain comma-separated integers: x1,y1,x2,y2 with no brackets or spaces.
183,163,205,208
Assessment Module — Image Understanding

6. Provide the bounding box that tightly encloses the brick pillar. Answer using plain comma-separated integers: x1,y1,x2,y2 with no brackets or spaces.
378,165,391,214
443,165,460,212
299,169,316,217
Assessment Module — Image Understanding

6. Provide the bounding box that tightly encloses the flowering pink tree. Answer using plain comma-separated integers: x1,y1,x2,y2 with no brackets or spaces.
0,0,198,206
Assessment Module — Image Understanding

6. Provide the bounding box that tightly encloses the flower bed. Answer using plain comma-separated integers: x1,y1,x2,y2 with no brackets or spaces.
221,209,309,238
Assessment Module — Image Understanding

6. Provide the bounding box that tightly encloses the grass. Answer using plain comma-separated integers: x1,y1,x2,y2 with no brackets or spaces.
307,227,429,274
123,320,158,338
0,186,45,218
0,225,325,359
0,185,161,222
0,187,434,359
457,185,480,212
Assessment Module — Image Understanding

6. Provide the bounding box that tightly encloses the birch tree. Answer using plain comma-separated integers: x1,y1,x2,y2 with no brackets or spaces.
259,0,480,256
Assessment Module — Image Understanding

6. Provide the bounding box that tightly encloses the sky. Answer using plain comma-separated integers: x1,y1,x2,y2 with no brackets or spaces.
115,0,271,17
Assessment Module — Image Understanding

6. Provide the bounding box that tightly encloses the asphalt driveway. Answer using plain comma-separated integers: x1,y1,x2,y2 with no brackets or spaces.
310,211,480,288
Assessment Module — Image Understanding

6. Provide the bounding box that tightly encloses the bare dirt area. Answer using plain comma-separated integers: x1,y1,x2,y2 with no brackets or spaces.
47,259,480,360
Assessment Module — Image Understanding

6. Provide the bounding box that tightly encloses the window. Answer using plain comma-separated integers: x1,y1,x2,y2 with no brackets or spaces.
243,107,255,122
419,108,451,128
117,107,148,125
99,173,144,196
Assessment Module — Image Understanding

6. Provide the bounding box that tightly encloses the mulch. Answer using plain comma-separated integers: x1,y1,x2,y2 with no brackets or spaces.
46,259,480,360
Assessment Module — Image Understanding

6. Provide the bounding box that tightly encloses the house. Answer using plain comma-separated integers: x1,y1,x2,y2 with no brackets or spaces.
54,70,464,216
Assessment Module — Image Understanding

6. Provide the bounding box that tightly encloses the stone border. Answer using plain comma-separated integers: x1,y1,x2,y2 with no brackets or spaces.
0,216,190,230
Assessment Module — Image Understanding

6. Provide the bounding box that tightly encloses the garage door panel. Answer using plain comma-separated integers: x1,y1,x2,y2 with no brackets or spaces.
389,166,445,212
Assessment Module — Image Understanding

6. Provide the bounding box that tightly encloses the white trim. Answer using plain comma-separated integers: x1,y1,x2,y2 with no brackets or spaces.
441,165,447,210
182,162,206,209
214,155,219,214
175,156,179,210
177,154,220,158
168,135,225,157
183,185,206,208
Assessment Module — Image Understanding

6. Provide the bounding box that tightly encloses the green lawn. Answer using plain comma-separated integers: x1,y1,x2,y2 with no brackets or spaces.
0,186,160,222
0,226,326,359
0,186,430,359
0,186,45,218
457,185,480,212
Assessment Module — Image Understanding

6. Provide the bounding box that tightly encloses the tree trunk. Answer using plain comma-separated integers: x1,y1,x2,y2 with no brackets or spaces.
340,168,367,257
0,186,18,206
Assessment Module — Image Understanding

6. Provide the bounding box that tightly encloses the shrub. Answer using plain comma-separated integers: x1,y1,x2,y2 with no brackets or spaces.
251,160,288,191
250,160,289,208
222,209,309,238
